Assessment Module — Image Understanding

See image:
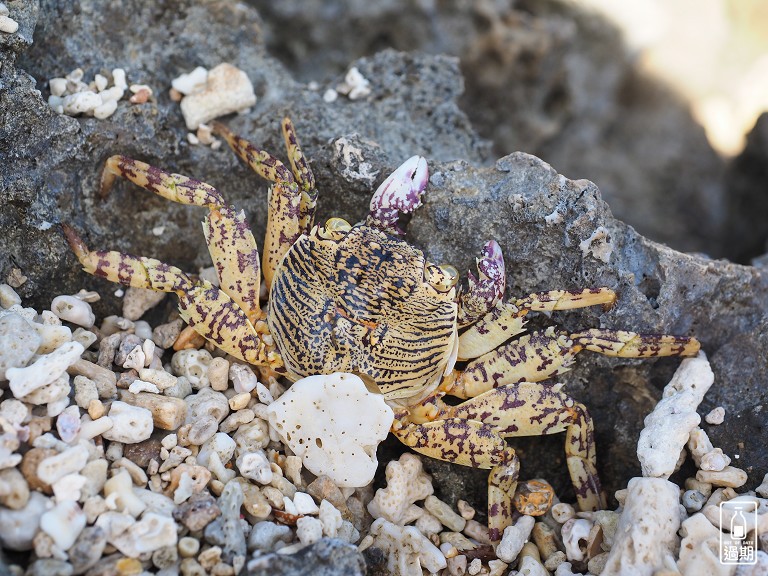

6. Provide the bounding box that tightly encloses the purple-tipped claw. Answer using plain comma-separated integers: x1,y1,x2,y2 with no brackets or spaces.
457,240,507,327
478,240,506,301
366,155,428,235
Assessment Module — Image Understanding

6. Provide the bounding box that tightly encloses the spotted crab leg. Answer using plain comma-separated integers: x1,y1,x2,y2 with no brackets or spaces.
366,156,429,236
390,412,520,542
448,326,700,399
62,225,279,368
458,288,618,361
280,118,318,233
212,122,302,290
98,155,262,323
405,380,603,539
457,240,506,327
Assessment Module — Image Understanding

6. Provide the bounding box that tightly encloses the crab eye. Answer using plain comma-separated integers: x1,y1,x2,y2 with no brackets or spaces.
425,263,459,292
319,218,352,240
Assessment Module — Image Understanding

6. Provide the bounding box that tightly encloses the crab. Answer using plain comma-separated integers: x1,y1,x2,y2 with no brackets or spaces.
63,117,700,540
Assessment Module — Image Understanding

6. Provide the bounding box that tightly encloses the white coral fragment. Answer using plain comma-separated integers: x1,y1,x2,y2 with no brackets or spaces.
560,518,592,562
368,518,447,576
7,341,83,398
171,66,208,95
637,352,713,478
267,372,393,488
101,401,153,444
496,515,536,563
336,67,372,100
178,63,257,130
50,295,95,328
368,452,434,524
579,226,613,262
601,477,682,576
677,512,734,576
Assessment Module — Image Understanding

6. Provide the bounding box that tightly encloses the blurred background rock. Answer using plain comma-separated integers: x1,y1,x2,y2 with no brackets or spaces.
251,0,768,261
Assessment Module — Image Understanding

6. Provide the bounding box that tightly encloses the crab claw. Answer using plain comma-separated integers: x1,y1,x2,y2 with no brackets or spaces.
366,155,428,235
457,240,507,327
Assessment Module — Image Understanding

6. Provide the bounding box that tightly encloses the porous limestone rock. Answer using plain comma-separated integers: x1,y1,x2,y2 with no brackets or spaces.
601,477,682,576
637,352,714,478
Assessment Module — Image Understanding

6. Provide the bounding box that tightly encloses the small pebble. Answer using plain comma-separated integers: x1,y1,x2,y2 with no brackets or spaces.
425,494,466,532
178,63,257,130
704,406,725,425
293,492,320,515
0,283,22,308
496,515,535,563
178,536,201,557
0,14,18,34
208,357,230,391
696,466,748,487
756,472,768,498
551,502,576,524
682,489,707,513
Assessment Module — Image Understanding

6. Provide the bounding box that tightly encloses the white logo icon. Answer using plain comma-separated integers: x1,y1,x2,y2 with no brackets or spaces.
720,499,758,566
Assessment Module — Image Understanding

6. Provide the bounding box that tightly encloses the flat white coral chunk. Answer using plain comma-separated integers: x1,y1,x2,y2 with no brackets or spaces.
637,352,713,478
266,372,393,488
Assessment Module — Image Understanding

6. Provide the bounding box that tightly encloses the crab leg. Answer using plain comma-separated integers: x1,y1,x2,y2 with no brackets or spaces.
281,118,318,232
212,122,302,289
390,412,519,541
458,288,617,361
366,156,429,236
99,155,262,322
441,383,603,511
449,327,700,399
62,225,278,367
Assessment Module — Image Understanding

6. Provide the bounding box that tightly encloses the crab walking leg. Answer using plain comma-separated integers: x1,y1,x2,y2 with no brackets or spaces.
100,155,225,207
458,288,617,361
281,117,318,233
450,327,700,399
441,382,605,514
365,156,429,235
62,225,276,366
390,414,520,541
99,155,263,321
572,329,700,357
213,122,302,289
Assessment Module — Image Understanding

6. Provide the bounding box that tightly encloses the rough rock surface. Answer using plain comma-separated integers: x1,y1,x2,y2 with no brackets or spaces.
2,0,768,573
250,0,727,256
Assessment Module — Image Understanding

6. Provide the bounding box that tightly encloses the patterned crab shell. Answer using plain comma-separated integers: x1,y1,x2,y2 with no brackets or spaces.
267,223,459,401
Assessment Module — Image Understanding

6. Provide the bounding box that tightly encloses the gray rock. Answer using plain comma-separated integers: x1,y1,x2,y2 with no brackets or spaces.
250,0,727,256
246,538,365,576
173,492,221,532
5,0,487,318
